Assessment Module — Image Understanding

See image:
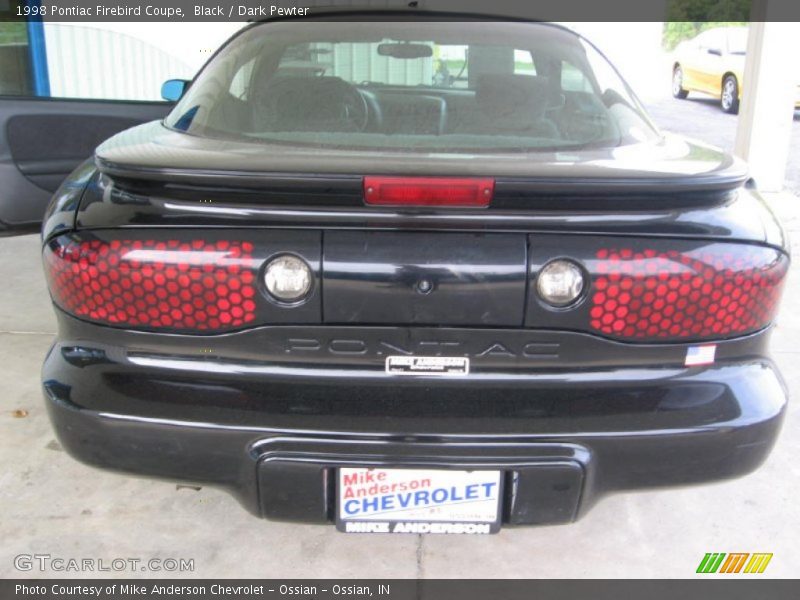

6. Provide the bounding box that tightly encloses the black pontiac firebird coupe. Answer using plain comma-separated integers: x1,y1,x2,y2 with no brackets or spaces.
41,12,789,534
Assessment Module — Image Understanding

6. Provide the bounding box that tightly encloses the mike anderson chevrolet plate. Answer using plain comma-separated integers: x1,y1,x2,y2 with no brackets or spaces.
337,468,502,533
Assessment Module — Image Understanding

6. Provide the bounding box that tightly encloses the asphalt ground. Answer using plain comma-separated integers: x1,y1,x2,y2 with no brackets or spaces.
644,90,800,195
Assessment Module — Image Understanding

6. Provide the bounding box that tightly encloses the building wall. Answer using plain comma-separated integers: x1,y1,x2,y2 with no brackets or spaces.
42,22,245,101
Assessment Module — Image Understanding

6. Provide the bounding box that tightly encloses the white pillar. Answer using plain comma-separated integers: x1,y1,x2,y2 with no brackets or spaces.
733,8,799,192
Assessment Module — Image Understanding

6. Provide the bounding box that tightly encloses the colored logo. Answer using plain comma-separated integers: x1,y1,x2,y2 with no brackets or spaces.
696,553,773,574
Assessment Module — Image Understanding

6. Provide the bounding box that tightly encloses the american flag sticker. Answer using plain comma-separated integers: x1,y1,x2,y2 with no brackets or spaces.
685,345,716,366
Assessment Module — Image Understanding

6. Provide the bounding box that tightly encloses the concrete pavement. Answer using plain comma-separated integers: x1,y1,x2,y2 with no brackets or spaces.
1,194,798,578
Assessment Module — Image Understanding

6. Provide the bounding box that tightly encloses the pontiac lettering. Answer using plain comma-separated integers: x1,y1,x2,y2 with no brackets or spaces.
285,338,559,359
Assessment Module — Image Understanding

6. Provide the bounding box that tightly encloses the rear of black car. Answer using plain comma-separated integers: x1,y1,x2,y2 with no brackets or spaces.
40,16,789,532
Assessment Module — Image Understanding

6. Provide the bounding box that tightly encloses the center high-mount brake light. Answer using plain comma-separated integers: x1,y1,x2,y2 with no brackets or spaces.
363,176,494,207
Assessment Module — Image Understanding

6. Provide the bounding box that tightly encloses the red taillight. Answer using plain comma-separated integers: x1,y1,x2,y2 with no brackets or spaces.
44,237,258,332
588,246,787,340
363,176,494,207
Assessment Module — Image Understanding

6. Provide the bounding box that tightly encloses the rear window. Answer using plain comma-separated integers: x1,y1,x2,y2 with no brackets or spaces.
165,21,659,153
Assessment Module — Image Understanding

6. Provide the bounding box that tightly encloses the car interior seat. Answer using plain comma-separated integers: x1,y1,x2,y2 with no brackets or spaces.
463,74,560,138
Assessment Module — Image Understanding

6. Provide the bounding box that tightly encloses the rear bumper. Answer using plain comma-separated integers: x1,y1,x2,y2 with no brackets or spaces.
43,336,788,526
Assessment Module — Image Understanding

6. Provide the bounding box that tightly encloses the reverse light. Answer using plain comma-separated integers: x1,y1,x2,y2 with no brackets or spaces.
263,254,312,302
363,176,494,207
537,259,585,307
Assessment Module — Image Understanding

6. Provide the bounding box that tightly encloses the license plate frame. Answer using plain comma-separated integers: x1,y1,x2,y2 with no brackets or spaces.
336,467,503,534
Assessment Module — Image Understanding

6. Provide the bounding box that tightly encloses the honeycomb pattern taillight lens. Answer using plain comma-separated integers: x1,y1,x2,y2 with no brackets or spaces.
589,245,788,340
44,237,258,332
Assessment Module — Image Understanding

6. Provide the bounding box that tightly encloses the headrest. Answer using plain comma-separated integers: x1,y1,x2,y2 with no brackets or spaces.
475,74,551,121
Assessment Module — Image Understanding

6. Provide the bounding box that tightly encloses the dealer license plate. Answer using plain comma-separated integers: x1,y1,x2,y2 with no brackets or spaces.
385,356,469,375
336,468,502,534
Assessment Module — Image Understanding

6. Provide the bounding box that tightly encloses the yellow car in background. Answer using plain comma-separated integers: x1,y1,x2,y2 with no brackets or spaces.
672,25,800,114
